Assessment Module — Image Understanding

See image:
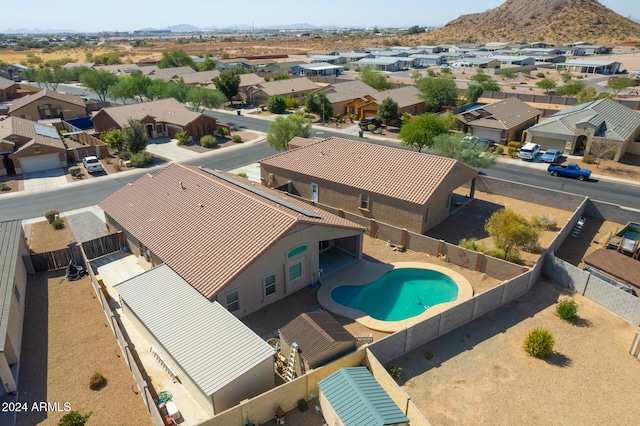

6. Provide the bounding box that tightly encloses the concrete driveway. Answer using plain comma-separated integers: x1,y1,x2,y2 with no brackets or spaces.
145,137,200,161
22,168,68,192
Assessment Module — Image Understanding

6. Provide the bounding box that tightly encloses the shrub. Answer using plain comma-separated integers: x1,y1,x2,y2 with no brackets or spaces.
582,155,596,164
175,131,189,146
536,72,546,78
267,94,287,114
459,238,486,252
58,410,92,426
556,298,578,320
385,365,402,380
284,96,298,110
523,328,554,358
89,372,107,390
368,124,376,132
532,214,557,231
494,146,504,155
231,135,242,143
129,151,154,168
508,147,518,158
236,172,248,178
0,183,9,191
200,135,217,148
217,127,229,138
425,351,434,360
45,210,59,223
258,104,267,111
52,218,64,229
118,151,131,161
69,166,81,177
507,141,521,149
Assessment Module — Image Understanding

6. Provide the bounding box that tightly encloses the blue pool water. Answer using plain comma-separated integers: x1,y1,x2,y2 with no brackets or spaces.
331,268,458,321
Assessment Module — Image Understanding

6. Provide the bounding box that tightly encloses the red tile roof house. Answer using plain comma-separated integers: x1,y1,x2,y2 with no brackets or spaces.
8,89,87,121
259,137,478,234
99,163,364,318
0,117,68,175
91,98,221,141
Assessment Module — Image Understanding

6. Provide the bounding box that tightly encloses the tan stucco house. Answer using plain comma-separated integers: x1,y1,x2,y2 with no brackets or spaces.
91,98,221,141
0,117,67,175
246,77,320,106
99,163,364,318
259,137,478,234
8,89,87,121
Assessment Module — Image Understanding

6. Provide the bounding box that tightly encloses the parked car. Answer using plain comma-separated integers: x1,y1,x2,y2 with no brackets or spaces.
460,135,479,146
518,143,541,160
547,163,591,181
477,138,498,150
540,149,563,163
82,156,104,174
359,117,382,130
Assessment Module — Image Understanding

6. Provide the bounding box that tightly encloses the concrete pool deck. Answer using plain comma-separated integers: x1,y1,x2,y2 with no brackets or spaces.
318,261,474,333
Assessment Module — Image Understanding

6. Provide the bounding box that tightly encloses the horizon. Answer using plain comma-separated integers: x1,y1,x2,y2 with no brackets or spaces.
3,0,639,33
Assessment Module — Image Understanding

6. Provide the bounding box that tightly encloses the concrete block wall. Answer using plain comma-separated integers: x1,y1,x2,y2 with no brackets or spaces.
368,329,409,365
585,199,640,224
441,244,475,269
472,286,505,318
484,256,527,281
500,272,532,304
406,316,440,352
583,275,640,325
438,299,475,335
404,230,440,255
543,255,590,294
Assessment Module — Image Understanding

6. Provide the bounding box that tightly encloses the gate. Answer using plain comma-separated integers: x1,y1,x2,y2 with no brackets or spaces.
27,247,74,272
81,233,121,260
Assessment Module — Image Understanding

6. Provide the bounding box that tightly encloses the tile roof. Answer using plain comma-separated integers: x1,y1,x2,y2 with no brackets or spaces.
464,97,541,130
279,312,355,366
318,367,409,426
94,98,203,128
239,73,265,88
62,62,95,69
325,80,377,103
260,137,475,205
0,76,16,91
148,66,196,80
288,136,325,149
0,116,66,150
373,86,422,109
99,163,363,300
178,70,220,85
8,89,86,113
253,77,320,96
115,264,274,396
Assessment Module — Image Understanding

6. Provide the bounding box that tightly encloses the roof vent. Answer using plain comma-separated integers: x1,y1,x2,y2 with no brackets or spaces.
180,181,186,190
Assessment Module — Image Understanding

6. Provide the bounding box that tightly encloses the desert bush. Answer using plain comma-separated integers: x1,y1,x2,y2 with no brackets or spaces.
536,72,546,78
459,237,486,252
284,96,298,110
129,151,154,167
236,172,248,178
385,365,402,380
523,328,554,358
113,162,122,172
45,210,59,223
175,131,189,146
508,147,518,158
231,135,242,143
217,127,229,138
494,146,504,155
267,94,287,114
489,247,506,259
522,240,543,254
368,124,376,132
0,183,9,191
52,218,64,229
89,372,107,390
532,214,558,231
200,135,217,148
582,155,596,164
118,151,131,161
507,141,521,149
58,410,92,426
556,299,578,320
69,166,81,177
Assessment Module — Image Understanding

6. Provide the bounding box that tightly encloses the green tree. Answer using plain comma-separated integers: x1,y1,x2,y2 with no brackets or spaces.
410,69,422,82
266,114,312,151
485,208,539,262
555,81,585,97
304,92,333,121
417,76,457,110
108,79,133,104
267,94,287,114
377,97,398,127
101,129,124,151
536,78,556,94
80,69,119,101
212,70,241,104
187,87,226,112
405,25,425,35
359,68,392,91
399,113,449,152
198,54,217,71
146,79,168,100
480,80,500,92
122,118,148,154
163,79,190,103
470,69,492,84
576,86,613,103
158,49,196,69
465,83,485,103
432,134,498,168
561,73,572,84
605,77,636,96
499,68,517,82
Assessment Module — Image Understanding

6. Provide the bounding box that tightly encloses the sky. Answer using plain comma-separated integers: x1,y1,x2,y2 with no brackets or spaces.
4,0,640,33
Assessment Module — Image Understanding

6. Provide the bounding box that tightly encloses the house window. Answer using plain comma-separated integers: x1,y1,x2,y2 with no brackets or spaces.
139,242,144,256
424,208,429,222
13,285,21,305
226,291,239,312
360,193,369,210
288,263,302,282
287,246,307,259
264,274,276,297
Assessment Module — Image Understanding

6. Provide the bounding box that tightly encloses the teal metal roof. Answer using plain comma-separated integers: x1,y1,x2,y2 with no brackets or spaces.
318,367,409,426
0,220,23,353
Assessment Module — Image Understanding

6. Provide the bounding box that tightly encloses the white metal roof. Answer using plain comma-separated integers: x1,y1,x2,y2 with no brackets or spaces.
115,264,274,396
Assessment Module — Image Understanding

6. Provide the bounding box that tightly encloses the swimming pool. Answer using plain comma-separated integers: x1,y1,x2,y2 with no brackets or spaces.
331,268,458,321
617,222,640,241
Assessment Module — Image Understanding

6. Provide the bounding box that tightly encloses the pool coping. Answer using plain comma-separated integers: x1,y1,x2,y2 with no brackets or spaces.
317,261,474,333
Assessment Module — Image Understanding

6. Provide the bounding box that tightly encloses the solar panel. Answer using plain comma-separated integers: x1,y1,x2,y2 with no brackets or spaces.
33,124,60,139
200,167,322,219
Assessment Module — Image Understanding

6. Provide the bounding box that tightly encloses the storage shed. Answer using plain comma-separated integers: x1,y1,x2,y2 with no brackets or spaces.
318,367,409,426
115,264,275,416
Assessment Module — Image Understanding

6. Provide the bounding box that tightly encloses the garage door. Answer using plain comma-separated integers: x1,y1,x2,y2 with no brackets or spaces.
19,154,61,173
471,127,502,142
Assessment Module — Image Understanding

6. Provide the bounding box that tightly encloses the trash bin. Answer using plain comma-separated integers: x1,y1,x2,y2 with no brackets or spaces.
237,110,241,116
358,129,364,138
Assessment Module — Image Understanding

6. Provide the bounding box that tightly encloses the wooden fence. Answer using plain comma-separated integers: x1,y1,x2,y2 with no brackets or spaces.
82,233,121,260
27,247,74,272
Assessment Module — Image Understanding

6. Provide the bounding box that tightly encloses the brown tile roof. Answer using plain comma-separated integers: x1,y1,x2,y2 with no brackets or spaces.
288,137,325,149
254,77,320,96
8,89,86,113
325,80,378,104
279,312,355,366
99,163,363,300
260,137,476,205
95,64,142,74
178,70,220,85
463,97,541,130
0,116,66,151
0,76,16,91
373,85,423,108
583,248,640,290
149,66,197,80
239,73,264,88
94,98,203,128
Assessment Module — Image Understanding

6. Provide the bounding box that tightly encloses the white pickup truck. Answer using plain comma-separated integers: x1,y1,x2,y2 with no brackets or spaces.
82,156,104,174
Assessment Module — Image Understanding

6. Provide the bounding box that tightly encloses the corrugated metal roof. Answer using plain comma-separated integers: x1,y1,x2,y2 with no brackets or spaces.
318,367,409,426
260,137,476,205
115,264,274,396
0,220,23,352
99,163,363,300
279,312,355,365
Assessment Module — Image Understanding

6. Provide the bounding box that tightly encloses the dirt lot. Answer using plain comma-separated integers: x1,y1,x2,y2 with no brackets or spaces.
28,215,76,252
16,272,153,426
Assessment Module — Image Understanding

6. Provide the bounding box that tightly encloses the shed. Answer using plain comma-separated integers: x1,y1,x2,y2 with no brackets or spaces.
583,249,640,293
115,264,275,416
278,312,356,377
318,367,409,426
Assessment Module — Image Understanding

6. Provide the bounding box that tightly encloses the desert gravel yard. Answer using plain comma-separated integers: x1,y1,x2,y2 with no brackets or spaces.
16,272,153,426
393,277,640,426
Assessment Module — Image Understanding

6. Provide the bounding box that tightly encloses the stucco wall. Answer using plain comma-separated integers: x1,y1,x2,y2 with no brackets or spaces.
10,99,86,121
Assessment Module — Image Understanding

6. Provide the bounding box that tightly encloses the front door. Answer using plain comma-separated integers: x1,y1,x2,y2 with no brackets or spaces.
311,183,318,202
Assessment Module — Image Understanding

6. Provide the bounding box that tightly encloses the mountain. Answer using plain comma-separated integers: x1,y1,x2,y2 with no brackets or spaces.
424,0,640,44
